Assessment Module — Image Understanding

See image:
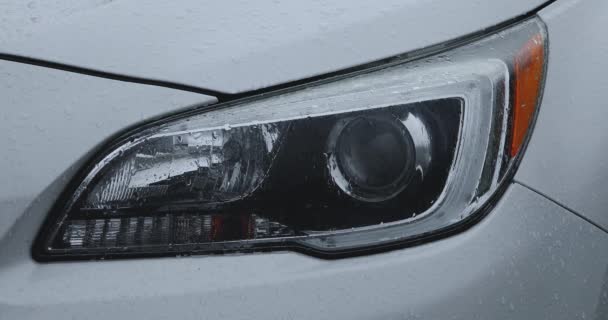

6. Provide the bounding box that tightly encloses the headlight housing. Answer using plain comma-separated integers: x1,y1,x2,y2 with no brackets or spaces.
34,18,546,260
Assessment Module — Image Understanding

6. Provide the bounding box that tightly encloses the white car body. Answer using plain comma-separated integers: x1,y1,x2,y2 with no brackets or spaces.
1,0,607,319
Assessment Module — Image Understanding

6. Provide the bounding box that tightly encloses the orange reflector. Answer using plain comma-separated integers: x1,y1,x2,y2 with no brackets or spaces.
510,33,545,157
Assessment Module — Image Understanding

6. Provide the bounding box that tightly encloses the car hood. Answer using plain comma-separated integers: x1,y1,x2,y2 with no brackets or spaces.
1,0,548,94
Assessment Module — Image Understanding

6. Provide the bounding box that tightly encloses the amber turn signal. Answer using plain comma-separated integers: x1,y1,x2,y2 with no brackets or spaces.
511,33,545,157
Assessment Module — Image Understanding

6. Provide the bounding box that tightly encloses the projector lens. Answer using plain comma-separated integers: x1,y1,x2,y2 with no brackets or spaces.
330,115,416,202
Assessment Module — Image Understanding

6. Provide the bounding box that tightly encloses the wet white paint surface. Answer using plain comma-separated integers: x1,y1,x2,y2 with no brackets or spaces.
1,0,547,93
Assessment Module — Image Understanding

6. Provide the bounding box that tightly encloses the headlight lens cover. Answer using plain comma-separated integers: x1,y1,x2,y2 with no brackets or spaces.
34,18,546,260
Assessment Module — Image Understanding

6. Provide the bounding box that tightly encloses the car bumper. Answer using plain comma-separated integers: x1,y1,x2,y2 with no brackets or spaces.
1,183,606,320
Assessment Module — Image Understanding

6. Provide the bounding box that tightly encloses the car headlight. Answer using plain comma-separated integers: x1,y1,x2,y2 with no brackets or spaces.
34,18,546,260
